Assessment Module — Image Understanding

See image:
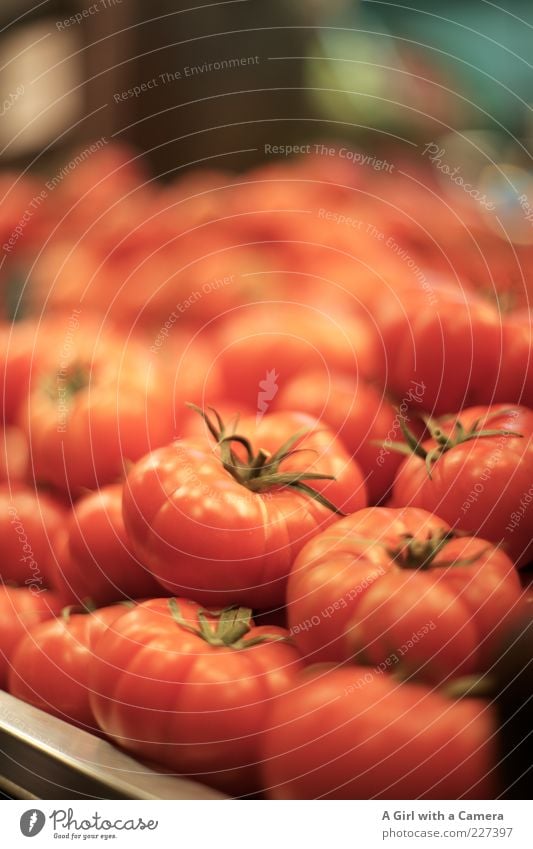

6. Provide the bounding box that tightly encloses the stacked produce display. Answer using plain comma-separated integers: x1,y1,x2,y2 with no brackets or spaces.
0,143,532,798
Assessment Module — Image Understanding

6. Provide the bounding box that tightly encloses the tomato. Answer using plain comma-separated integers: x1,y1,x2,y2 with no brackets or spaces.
260,666,497,799
89,598,303,793
275,370,420,504
377,283,506,414
20,328,174,492
123,409,367,608
51,484,161,606
0,426,29,483
211,301,383,409
287,506,522,682
0,484,65,588
8,604,128,730
0,586,61,688
391,405,533,568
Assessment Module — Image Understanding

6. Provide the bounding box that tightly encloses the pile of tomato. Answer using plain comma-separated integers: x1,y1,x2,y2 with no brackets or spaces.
0,143,532,799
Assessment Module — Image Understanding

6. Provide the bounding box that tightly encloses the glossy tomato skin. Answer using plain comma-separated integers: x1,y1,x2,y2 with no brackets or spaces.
89,598,303,793
51,484,161,606
123,412,367,608
260,666,497,799
0,485,65,588
288,507,522,682
0,586,62,688
8,605,128,730
275,370,416,504
0,427,29,483
391,406,533,568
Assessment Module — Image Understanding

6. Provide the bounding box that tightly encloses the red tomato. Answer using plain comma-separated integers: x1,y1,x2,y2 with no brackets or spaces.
0,586,62,688
288,507,522,682
391,405,533,568
212,302,382,409
52,484,161,606
8,604,128,730
260,666,497,799
89,598,303,793
377,283,506,414
0,427,29,483
275,370,420,503
20,331,174,492
123,409,367,608
0,485,65,588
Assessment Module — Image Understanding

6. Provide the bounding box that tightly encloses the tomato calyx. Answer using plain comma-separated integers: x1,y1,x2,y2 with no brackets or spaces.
187,404,345,515
60,598,97,622
387,408,522,478
388,531,489,571
44,362,89,402
168,599,290,650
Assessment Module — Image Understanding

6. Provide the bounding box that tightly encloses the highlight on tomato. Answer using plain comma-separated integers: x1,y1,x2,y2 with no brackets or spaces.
123,407,367,608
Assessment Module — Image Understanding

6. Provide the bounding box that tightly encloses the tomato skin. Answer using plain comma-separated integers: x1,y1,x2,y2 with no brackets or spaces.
212,302,383,409
0,427,29,483
0,586,62,688
260,667,497,799
20,334,174,493
52,484,161,606
391,405,533,568
378,284,505,415
275,370,415,504
287,507,521,681
0,485,65,588
123,412,367,608
8,605,127,730
89,598,303,793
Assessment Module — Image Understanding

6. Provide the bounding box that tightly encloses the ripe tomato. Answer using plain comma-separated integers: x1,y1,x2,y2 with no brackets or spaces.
287,507,522,682
211,302,382,409
391,405,533,567
275,370,421,504
123,409,367,608
260,666,497,799
89,598,303,793
20,330,174,492
8,604,128,730
0,485,65,588
0,586,61,688
51,484,161,606
377,283,506,414
0,427,29,483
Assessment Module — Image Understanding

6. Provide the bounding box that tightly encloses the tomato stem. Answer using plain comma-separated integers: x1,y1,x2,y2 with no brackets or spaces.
187,403,345,515
168,599,290,649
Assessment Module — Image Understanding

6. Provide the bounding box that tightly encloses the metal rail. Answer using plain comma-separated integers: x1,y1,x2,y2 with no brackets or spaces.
0,691,226,800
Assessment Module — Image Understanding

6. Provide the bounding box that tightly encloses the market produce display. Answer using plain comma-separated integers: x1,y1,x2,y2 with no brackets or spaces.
0,143,532,799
